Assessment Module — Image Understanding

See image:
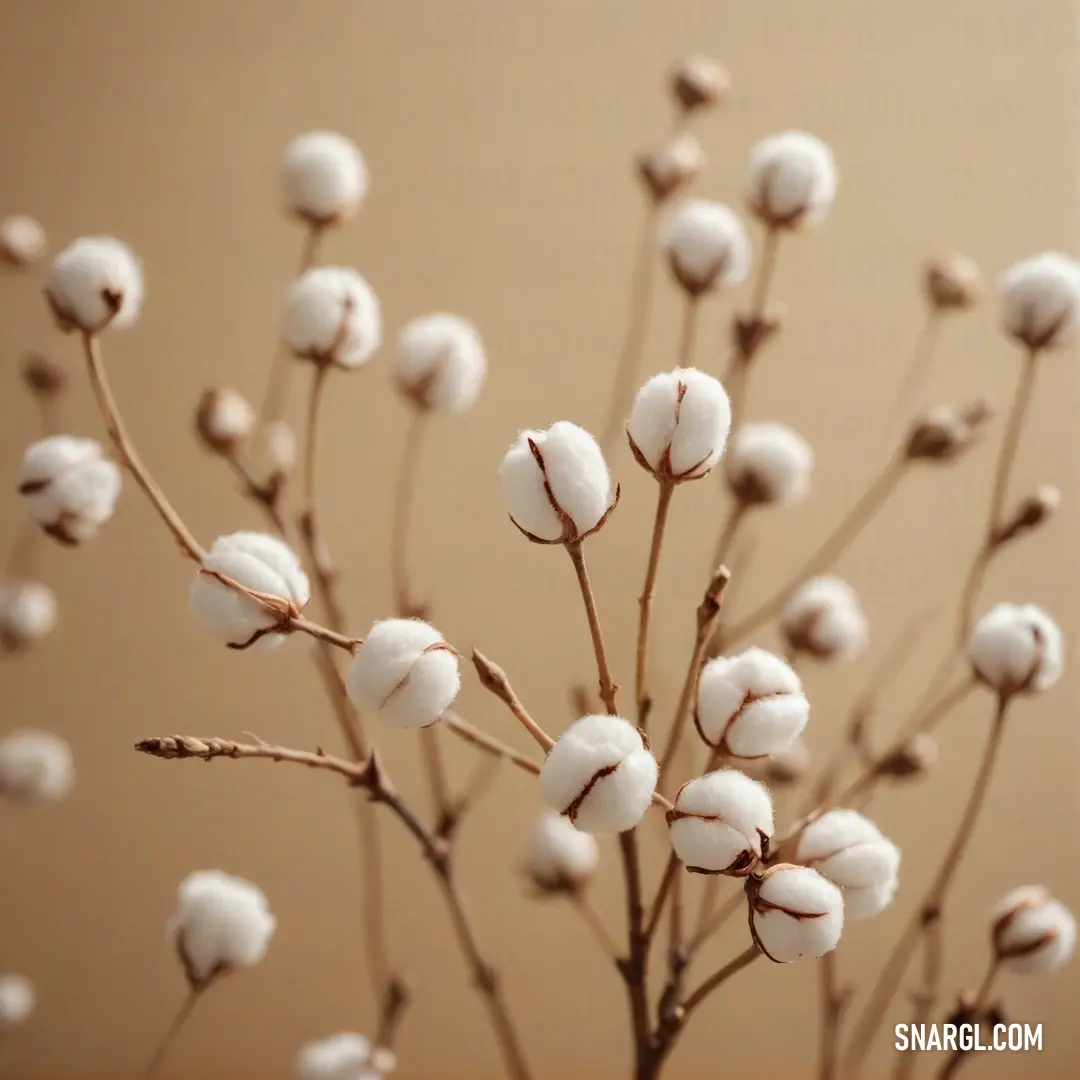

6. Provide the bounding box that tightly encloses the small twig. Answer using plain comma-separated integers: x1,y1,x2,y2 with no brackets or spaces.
935,960,1000,1080
636,479,676,731
142,987,202,1078
893,915,944,1080
678,943,761,1026
442,709,542,776
818,950,850,1080
711,499,750,578
373,975,411,1054
890,312,942,419
421,724,454,831
472,650,556,752
569,892,621,960
391,407,430,618
687,888,743,954
444,752,504,833
565,541,620,716
644,853,681,940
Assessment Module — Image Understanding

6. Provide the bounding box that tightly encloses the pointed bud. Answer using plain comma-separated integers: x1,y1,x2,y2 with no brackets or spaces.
874,732,937,780
671,56,729,112
924,254,983,312
637,133,704,203
195,387,255,455
993,485,1060,546
20,353,66,401
904,398,994,463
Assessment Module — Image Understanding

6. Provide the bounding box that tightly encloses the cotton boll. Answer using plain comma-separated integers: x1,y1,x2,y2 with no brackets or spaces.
925,254,983,312
671,55,730,112
297,1032,394,1079
695,648,808,759
0,974,34,1030
251,421,297,486
345,619,460,728
189,532,310,649
525,810,600,892
169,871,276,988
45,236,142,333
626,368,731,481
0,580,58,652
284,267,381,369
499,422,614,543
992,886,1076,975
282,131,368,227
0,215,46,267
395,314,486,414
764,737,811,786
781,577,868,662
661,199,751,296
998,253,1080,351
747,132,838,230
845,878,899,921
539,714,658,834
21,353,67,402
796,809,901,890
0,729,74,804
196,387,255,454
18,435,122,546
750,864,844,962
968,603,1062,696
667,769,774,875
638,133,705,203
726,422,813,506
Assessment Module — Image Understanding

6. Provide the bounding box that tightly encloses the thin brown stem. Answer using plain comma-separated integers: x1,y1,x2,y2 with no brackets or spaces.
391,408,429,617
890,312,942,419
644,853,680,940
676,297,699,368
421,725,453,827
570,892,620,960
442,710,542,776
472,651,555,752
565,541,620,715
223,450,291,536
687,887,742,953
357,797,391,998
893,915,944,1080
711,499,749,573
142,987,201,1078
935,960,1000,1080
679,943,760,1023
617,831,651,1080
636,480,676,731
819,950,848,1080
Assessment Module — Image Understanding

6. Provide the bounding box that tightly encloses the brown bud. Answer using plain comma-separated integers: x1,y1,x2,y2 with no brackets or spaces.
671,56,730,113
994,484,1060,546
732,304,786,365
904,398,995,463
875,732,937,780
20,353,66,400
0,215,46,268
195,387,255,455
637,133,704,203
924,254,983,312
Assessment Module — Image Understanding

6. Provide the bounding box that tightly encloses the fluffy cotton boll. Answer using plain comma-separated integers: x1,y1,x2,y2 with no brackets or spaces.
0,729,74,804
695,648,808,760
0,975,34,1030
252,421,297,485
750,864,845,962
395,314,486,414
345,619,460,729
499,422,614,543
284,267,381,369
282,131,368,227
998,253,1080,351
525,810,600,892
726,422,813,506
992,886,1077,975
297,1033,395,1079
18,436,122,546
747,132,838,230
45,236,143,333
0,580,58,652
189,532,311,649
0,215,46,267
765,737,811,786
671,55,730,112
667,769,774,875
195,388,255,455
796,809,901,890
638,133,705,203
661,200,751,296
169,870,276,988
780,576,868,662
539,714,658,834
968,603,1062,696
845,878,899,921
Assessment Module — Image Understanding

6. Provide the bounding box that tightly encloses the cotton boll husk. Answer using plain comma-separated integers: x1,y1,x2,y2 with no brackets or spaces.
671,55,729,111
638,133,705,202
188,532,310,649
0,215,46,266
395,313,486,414
284,267,381,369
751,865,844,962
661,199,751,294
0,580,58,651
844,878,898,921
746,132,838,229
526,811,600,891
282,131,368,226
968,603,1062,695
998,253,1080,350
781,576,868,662
345,619,460,728
626,368,731,480
925,254,983,312
726,422,813,506
297,1032,391,1079
196,387,255,454
0,974,35,1030
45,236,143,333
0,729,74,803
539,714,658,834
795,809,901,890
992,886,1077,975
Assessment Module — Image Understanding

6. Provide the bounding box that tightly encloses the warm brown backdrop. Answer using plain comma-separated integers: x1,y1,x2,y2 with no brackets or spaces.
0,1,1077,1078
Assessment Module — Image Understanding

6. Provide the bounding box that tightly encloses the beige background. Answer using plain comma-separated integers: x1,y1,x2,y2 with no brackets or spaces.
0,1,1077,1077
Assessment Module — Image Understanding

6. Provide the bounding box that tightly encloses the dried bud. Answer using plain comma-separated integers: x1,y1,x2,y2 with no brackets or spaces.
695,647,809,759
0,580,58,652
0,728,73,804
284,267,382,369
667,769,774,875
749,864,845,962
539,714,658,834
395,313,486,414
991,886,1076,975
45,236,143,334
0,974,34,1030
251,421,297,486
746,132,838,230
764,737,811,786
637,133,705,203
0,215,46,267
282,131,368,228
661,199,751,297
345,619,461,729
297,1032,395,1079
20,353,66,400
998,252,1080,351
795,809,901,896
994,485,1060,545
875,732,937,780
169,871,276,990
726,422,813,506
626,368,731,482
525,811,600,893
780,577,868,663
499,422,615,544
195,388,255,455
968,602,1062,696
671,55,729,112
924,254,983,312
905,400,993,462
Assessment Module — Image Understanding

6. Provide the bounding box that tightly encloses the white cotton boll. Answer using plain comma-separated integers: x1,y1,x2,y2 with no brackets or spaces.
0,580,58,651
998,253,1080,351
747,132,838,230
189,532,310,649
668,769,774,875
252,421,297,485
539,714,658,834
638,133,705,203
525,810,600,892
845,878,899,922
18,436,122,546
284,267,381,369
695,648,808,759
750,864,844,962
345,619,460,729
992,886,1077,975
0,974,35,1030
726,422,813,506
0,729,74,804
44,236,142,333
0,215,46,267
297,1032,393,1079
626,368,731,481
968,603,1062,696
282,131,368,226
395,314,486,414
498,422,614,543
662,200,751,296
781,576,868,662
196,388,255,454
796,809,901,890
169,871,276,988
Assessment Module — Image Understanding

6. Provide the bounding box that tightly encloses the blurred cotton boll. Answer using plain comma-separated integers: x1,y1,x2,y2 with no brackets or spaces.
284,267,382,369
998,252,1080,351
0,974,35,1030
282,131,368,227
0,729,74,804
726,422,813,506
18,435,122,546
747,132,838,230
345,619,461,729
195,387,255,455
661,199,751,296
395,313,487,414
925,253,983,312
795,809,901,892
671,55,730,112
0,214,46,267
0,580,58,652
844,878,899,921
45,236,143,333
992,886,1077,975
525,811,600,893
539,714,658,834
297,1032,396,1079
750,864,844,962
968,602,1062,696
251,420,297,486
637,133,705,203
781,576,868,662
